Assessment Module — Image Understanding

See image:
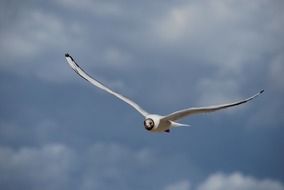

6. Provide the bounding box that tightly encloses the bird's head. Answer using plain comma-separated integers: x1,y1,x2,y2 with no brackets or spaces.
144,118,155,130
144,115,161,131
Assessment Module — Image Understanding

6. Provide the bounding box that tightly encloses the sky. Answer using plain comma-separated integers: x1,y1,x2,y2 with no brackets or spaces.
0,0,284,189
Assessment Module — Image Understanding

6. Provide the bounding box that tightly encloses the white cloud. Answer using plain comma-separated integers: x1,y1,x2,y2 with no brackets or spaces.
153,0,283,70
0,9,87,82
0,144,75,190
151,0,284,107
163,172,284,190
0,142,158,190
1,139,284,190
164,180,191,190
155,7,191,42
0,11,80,60
197,172,284,190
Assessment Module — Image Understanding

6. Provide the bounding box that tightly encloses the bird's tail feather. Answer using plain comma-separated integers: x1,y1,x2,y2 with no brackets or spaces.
170,121,191,127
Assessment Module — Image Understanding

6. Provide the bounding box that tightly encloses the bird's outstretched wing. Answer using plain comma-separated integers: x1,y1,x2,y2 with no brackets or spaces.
161,90,264,122
65,53,149,117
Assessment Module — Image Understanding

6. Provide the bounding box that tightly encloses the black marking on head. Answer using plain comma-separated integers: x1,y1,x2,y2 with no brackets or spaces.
144,118,155,131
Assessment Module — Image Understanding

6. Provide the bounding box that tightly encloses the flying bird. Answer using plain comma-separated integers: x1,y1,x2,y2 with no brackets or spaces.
65,53,263,133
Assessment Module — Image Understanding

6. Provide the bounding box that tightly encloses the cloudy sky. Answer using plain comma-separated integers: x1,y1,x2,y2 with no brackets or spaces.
0,0,284,189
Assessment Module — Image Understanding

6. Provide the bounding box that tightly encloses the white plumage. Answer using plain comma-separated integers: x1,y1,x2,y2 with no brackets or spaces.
65,53,263,133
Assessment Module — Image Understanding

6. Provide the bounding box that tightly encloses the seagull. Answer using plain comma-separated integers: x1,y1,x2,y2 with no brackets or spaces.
65,53,264,133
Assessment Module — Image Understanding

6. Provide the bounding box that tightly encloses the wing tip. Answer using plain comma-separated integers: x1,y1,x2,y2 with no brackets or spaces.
260,89,264,94
65,53,75,62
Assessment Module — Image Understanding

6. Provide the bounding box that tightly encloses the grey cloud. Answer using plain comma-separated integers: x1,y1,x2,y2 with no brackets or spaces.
0,0,284,190
0,142,196,190
0,144,75,190
53,0,124,17
1,141,283,190
0,8,87,82
10,141,282,190
2,0,282,99
268,54,284,92
149,0,284,105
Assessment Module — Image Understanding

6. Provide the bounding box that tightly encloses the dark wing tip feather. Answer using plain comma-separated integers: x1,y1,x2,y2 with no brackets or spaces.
65,53,75,62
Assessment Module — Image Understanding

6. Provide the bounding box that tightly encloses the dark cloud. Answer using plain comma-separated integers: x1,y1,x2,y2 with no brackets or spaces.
0,0,284,189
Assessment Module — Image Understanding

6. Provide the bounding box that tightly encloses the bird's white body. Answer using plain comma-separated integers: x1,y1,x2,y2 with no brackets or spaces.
144,114,190,132
65,53,263,133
